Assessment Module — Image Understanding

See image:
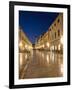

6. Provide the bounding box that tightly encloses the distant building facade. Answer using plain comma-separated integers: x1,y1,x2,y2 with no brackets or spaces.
35,13,63,53
19,27,32,52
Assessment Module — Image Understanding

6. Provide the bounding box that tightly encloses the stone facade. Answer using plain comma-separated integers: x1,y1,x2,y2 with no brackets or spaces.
35,13,63,53
19,28,32,52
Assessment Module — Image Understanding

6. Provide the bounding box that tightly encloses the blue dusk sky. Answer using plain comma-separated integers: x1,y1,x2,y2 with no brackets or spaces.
19,11,59,44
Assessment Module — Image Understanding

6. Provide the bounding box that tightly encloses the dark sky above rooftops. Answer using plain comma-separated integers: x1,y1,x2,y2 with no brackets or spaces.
19,11,59,44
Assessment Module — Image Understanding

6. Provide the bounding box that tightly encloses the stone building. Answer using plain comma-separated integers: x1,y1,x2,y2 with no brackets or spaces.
19,27,32,52
35,13,63,53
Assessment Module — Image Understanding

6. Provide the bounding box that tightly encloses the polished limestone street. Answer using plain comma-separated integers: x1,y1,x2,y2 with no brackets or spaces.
19,50,63,79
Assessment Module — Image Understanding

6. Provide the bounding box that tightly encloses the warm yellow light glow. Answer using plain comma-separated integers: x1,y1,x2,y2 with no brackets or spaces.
60,64,63,75
58,44,60,50
19,41,23,48
60,36,63,44
55,46,57,50
28,46,32,50
43,45,44,48
25,54,27,59
25,45,28,48
46,42,49,47
35,45,44,49
46,55,49,63
19,41,24,50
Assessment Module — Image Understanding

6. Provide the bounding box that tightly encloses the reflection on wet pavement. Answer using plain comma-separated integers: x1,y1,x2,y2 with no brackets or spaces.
19,50,63,79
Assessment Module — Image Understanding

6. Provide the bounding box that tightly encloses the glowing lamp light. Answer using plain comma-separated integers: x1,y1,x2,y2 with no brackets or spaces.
19,41,23,48
60,36,63,44
19,41,25,50
43,45,44,48
58,44,60,50
25,45,28,48
46,42,49,47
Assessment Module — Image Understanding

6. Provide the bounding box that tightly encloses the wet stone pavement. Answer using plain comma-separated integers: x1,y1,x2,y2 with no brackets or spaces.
19,50,63,79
